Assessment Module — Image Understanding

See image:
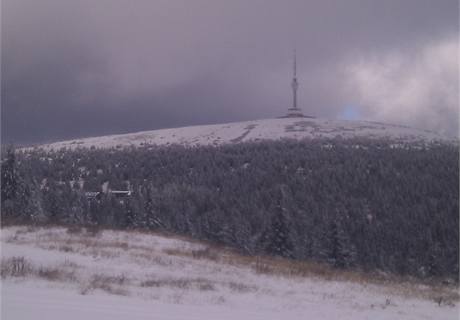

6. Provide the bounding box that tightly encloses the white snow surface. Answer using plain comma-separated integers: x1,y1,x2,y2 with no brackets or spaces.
1,226,458,320
30,118,454,151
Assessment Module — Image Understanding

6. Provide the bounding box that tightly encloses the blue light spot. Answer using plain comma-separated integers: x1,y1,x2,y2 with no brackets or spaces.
341,106,360,120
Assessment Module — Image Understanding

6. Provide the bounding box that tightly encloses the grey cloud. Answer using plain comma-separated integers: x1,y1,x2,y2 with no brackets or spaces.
344,36,458,136
2,0,458,144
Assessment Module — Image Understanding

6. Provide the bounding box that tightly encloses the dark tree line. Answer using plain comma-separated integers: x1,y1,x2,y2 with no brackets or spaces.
1,138,458,280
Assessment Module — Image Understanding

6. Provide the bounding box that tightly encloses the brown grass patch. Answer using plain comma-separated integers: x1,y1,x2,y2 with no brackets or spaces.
81,273,129,296
216,252,459,302
85,225,101,237
163,246,219,262
431,294,458,307
191,247,219,260
37,266,76,282
133,252,174,266
250,256,336,279
141,277,215,291
226,281,258,293
1,257,77,283
15,226,38,234
58,245,75,253
1,257,32,277
66,225,83,235
60,259,80,269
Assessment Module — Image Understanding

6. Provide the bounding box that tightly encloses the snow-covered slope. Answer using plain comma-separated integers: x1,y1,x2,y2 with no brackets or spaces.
33,118,453,151
2,226,458,320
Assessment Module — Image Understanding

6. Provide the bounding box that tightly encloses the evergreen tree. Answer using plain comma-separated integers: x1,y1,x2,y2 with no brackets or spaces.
26,181,46,223
265,203,293,258
1,146,18,220
1,145,17,201
329,216,356,268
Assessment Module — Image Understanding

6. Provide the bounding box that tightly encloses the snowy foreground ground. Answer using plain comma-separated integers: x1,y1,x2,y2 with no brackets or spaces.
1,226,458,320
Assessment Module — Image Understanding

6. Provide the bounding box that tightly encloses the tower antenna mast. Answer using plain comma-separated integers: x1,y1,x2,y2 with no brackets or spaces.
292,48,298,110
285,48,304,117
281,48,313,118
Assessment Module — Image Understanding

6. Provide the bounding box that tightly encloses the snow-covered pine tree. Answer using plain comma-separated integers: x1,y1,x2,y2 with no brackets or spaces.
329,216,357,268
1,145,18,220
265,202,293,258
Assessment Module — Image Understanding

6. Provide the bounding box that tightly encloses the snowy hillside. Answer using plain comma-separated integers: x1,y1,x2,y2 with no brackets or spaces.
33,118,453,150
1,226,458,320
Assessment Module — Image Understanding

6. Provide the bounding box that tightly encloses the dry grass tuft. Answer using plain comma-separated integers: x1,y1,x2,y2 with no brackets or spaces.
163,248,185,256
66,225,83,235
141,277,215,291
1,257,32,277
85,225,101,237
15,226,36,235
81,273,129,296
191,247,219,261
432,294,458,307
1,257,77,283
58,245,75,253
163,246,219,262
131,252,174,266
60,259,80,269
37,266,76,282
226,281,258,293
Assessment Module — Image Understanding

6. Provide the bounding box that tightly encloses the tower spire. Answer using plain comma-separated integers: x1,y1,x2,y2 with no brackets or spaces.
281,49,313,119
285,48,303,117
292,48,298,110
293,48,297,78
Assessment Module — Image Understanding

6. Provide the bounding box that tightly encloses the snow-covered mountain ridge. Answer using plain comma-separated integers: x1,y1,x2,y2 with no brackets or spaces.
35,118,454,150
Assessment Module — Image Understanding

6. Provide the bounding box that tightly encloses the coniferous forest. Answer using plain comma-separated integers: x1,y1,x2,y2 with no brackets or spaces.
1,138,458,280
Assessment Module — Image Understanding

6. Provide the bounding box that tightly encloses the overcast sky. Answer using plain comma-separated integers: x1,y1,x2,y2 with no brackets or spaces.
2,0,458,144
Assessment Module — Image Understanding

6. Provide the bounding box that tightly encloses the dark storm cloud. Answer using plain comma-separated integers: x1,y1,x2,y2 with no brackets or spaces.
2,0,458,144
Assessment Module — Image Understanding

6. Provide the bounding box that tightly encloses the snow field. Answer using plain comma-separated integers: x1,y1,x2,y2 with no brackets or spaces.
30,117,453,151
1,226,458,319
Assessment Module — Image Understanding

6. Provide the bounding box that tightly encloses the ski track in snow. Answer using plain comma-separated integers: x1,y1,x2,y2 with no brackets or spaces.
26,118,454,151
1,226,458,320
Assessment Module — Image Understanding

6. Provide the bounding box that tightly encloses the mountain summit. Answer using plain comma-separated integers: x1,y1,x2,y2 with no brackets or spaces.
36,118,452,150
